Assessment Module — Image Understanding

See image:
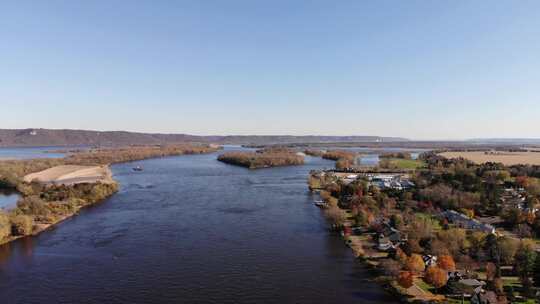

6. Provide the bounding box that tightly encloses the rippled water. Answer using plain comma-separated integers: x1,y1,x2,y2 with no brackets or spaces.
0,147,67,160
0,150,397,304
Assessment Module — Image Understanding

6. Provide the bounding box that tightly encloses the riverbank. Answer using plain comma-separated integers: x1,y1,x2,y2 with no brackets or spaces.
0,144,221,246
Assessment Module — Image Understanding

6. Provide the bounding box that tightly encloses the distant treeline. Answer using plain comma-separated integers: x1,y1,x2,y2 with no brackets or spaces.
65,144,221,166
304,149,325,157
217,149,304,169
379,152,412,159
0,144,221,190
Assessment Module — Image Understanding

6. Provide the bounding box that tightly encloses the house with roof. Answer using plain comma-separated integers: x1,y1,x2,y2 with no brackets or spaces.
422,255,438,268
440,210,496,234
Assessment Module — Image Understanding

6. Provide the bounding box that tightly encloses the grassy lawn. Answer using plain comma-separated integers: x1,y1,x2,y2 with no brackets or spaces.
388,158,426,170
502,276,520,287
513,300,537,304
447,298,471,304
416,279,434,293
415,213,442,230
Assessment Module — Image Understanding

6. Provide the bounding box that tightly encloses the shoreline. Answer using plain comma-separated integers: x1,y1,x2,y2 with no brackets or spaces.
0,181,119,246
340,224,444,303
0,198,114,245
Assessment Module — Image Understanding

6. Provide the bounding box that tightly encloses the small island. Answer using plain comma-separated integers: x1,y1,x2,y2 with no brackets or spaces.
0,144,220,245
217,148,304,169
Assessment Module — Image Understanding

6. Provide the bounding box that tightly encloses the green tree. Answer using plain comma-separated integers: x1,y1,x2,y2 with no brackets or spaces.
514,242,537,296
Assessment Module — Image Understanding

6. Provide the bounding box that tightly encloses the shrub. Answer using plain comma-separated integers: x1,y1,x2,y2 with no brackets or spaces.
16,196,51,221
11,215,34,236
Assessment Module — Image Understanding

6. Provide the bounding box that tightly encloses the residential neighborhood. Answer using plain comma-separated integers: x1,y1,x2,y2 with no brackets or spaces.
309,151,540,303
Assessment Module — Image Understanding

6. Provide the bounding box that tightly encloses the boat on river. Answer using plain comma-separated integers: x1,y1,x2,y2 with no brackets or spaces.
314,200,328,208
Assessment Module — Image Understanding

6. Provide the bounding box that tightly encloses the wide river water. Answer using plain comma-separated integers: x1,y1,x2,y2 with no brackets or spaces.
0,149,398,304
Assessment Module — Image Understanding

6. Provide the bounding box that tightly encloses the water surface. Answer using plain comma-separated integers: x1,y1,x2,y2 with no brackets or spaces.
0,150,398,304
0,147,67,160
0,190,19,210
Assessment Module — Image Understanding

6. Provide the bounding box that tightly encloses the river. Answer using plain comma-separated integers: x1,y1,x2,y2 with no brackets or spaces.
0,149,398,304
0,146,68,160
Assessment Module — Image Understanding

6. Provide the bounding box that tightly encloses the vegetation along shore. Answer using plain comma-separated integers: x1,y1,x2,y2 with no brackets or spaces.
0,144,220,245
310,149,540,303
217,148,304,169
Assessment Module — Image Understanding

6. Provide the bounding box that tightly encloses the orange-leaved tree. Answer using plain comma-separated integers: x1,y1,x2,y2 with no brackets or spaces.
424,266,448,288
437,255,456,271
398,271,414,288
406,253,425,273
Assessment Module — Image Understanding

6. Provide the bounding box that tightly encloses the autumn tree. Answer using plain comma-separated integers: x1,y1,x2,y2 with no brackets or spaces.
424,266,448,288
429,239,450,256
394,247,408,265
498,237,519,265
324,206,346,229
438,255,456,271
380,259,402,277
406,254,425,273
10,215,34,236
486,262,497,282
0,211,11,240
436,228,466,258
398,271,414,288
515,176,529,188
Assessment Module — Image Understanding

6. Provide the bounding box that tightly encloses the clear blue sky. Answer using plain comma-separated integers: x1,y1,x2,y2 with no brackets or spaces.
2,1,539,140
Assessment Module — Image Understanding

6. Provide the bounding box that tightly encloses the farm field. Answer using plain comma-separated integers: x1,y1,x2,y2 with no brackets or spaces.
440,151,540,165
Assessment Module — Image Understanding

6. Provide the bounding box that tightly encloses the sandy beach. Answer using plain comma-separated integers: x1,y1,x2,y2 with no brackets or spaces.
23,165,114,185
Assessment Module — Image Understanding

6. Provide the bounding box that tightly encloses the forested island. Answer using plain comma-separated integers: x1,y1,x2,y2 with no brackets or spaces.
217,149,304,169
0,144,220,245
310,150,540,303
321,150,358,169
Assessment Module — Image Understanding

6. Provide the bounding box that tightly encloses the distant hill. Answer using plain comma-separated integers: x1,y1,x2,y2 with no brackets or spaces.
0,129,409,147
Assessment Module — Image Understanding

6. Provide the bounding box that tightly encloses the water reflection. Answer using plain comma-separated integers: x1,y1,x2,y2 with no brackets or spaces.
0,237,34,268
0,242,11,267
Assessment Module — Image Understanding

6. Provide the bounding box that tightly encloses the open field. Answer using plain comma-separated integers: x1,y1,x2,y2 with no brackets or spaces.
385,158,425,169
23,165,114,185
440,151,540,165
